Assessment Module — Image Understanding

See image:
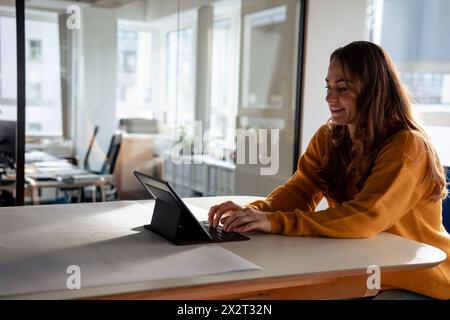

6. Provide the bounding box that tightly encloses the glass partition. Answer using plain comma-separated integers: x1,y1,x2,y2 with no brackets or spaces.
0,4,17,206
3,0,305,206
235,0,300,196
369,0,450,166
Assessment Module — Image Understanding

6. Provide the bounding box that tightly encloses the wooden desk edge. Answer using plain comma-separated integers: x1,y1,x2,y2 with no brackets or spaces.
89,261,442,300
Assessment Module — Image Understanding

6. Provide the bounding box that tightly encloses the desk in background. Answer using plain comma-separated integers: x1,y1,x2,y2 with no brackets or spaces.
0,160,115,205
0,196,446,300
26,174,114,205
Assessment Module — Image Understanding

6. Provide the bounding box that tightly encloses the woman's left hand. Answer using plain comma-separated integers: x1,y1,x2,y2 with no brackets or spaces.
220,207,271,233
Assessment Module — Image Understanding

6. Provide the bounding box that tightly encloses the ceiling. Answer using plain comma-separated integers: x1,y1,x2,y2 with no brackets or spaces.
71,0,139,8
22,0,143,9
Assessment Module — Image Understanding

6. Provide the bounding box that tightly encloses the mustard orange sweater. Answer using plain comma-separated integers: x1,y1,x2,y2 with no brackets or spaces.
248,125,450,299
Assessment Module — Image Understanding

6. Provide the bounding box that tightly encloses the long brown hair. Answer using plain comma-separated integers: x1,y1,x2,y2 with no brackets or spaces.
317,41,447,203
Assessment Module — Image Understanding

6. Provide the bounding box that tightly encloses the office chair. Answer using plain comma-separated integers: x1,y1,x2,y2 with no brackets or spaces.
83,125,99,172
98,133,122,175
442,167,450,232
0,190,15,207
83,128,122,175
82,132,122,201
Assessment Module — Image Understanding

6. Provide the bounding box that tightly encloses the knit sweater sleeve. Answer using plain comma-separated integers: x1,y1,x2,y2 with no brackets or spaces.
267,130,429,238
246,125,328,213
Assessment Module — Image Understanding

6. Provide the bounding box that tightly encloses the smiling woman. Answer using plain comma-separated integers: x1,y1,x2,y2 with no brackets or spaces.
325,60,358,136
209,41,450,300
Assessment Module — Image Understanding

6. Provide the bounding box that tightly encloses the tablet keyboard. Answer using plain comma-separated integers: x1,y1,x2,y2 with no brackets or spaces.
200,221,250,242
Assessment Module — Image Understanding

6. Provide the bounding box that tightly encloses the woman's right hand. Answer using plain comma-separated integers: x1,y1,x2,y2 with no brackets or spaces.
208,201,244,228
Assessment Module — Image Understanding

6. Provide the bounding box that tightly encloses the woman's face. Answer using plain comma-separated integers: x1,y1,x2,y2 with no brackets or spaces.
325,58,358,127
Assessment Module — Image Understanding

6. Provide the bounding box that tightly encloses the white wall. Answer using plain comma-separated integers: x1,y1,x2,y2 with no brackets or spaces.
300,0,368,152
115,0,147,21
300,0,368,209
75,7,117,171
145,0,212,21
74,2,146,169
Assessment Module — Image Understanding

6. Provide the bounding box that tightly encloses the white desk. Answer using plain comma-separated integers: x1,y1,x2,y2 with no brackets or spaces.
0,196,446,300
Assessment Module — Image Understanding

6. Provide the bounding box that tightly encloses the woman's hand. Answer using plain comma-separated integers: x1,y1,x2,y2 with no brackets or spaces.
208,201,244,228
221,207,271,233
208,201,271,233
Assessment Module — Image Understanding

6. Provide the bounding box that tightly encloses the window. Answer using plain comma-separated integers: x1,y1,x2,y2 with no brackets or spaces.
242,6,287,109
369,0,450,165
0,16,17,102
210,19,234,140
116,24,153,120
0,14,62,136
26,82,42,101
25,18,62,136
166,27,195,127
120,51,137,73
27,39,42,62
370,0,450,108
208,16,239,159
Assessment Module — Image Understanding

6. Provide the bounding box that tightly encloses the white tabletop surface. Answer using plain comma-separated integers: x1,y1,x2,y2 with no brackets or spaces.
0,196,446,299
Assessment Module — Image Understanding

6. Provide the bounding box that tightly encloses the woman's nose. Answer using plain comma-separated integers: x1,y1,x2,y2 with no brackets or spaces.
326,90,337,103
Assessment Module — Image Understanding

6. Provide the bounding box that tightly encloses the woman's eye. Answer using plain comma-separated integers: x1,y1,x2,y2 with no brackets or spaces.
325,86,347,93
